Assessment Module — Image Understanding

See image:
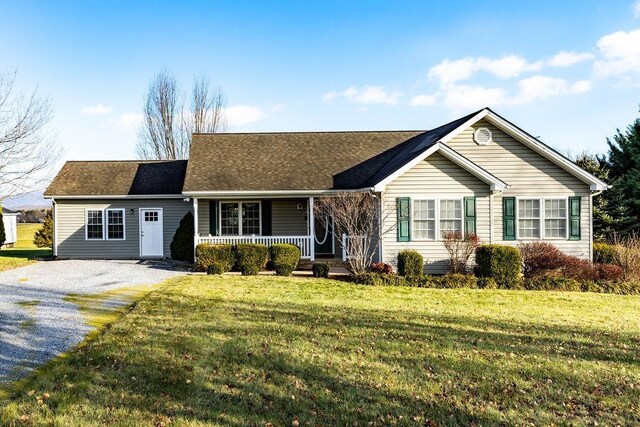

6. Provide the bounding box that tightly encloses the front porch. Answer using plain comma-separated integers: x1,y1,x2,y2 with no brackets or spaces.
193,197,348,261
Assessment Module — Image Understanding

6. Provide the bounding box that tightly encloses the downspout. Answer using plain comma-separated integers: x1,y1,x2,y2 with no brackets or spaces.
52,198,58,257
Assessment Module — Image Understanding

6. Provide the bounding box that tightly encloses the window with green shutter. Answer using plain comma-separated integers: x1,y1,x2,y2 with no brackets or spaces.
503,197,516,241
464,197,476,235
569,196,581,240
209,200,218,236
397,197,410,242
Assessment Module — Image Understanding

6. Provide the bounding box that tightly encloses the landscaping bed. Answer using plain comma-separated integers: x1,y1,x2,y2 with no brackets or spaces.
1,275,639,426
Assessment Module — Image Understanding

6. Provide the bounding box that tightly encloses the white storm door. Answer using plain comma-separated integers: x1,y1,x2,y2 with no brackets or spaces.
140,209,163,257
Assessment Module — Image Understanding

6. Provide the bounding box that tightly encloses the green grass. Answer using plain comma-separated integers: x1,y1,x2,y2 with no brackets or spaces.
1,276,639,426
0,223,51,271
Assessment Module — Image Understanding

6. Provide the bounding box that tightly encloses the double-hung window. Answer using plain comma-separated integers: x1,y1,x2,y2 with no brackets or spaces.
439,199,463,236
220,202,261,236
544,199,567,238
518,199,541,238
86,208,126,240
411,198,463,240
413,200,436,240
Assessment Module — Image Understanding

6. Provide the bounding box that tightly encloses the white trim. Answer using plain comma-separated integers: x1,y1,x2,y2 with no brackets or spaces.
439,108,609,191
139,208,164,258
373,142,509,192
52,198,58,257
589,193,594,262
410,197,464,242
514,196,570,241
218,200,262,236
309,197,315,262
182,188,373,198
45,194,186,200
85,208,105,240
105,208,126,241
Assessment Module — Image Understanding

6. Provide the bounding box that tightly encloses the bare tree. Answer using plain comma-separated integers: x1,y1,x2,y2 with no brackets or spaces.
314,192,391,274
137,70,227,160
0,69,59,199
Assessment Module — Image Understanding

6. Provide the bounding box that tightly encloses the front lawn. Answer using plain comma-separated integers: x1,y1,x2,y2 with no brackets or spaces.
1,276,639,425
0,249,50,272
15,223,42,249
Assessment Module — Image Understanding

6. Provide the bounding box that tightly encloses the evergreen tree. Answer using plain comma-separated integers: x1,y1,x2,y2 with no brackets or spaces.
170,212,194,262
606,111,640,235
33,210,53,248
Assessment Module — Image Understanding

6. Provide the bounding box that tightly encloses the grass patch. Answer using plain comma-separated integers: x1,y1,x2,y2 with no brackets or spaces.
0,249,51,273
1,276,639,425
15,223,41,250
16,300,41,309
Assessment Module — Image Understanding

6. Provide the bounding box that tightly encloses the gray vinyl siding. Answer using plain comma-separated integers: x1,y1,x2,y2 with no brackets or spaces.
56,198,192,259
449,119,591,258
382,152,490,274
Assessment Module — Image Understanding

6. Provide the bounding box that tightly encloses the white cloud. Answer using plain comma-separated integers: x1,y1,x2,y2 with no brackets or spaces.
633,0,640,18
107,113,143,132
511,76,591,105
593,28,640,78
547,51,594,67
225,105,267,126
80,104,113,115
427,55,542,87
410,93,438,107
322,85,402,105
441,85,509,111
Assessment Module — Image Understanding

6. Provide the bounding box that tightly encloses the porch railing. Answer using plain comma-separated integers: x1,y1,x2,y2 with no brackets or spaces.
341,234,366,262
196,235,313,259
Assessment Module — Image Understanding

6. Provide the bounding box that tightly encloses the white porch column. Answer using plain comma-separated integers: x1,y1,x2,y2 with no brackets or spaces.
309,196,315,262
193,198,199,259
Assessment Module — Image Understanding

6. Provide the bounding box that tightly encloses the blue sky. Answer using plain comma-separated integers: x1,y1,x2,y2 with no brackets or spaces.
1,0,640,168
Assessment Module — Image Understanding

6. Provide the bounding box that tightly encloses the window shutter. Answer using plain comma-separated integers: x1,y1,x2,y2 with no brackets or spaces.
569,196,581,240
209,200,218,236
503,197,516,241
261,200,272,236
464,197,476,235
397,197,410,242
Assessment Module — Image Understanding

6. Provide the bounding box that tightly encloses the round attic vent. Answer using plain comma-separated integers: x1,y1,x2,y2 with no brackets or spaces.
473,127,492,145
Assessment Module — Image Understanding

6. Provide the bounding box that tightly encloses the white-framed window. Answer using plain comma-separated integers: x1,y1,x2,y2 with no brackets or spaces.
106,209,125,240
410,197,464,241
413,199,436,240
86,210,104,240
439,199,463,236
220,201,261,236
86,208,126,241
544,199,567,239
518,198,541,238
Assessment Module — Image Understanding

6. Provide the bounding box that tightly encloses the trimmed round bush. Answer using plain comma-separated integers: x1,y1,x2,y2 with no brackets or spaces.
593,242,619,265
312,262,329,278
235,243,268,276
476,277,498,289
206,263,226,275
397,250,424,278
475,245,522,289
195,244,234,272
269,244,301,276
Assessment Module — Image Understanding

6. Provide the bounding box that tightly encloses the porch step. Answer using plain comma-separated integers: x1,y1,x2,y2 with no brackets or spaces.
298,258,350,270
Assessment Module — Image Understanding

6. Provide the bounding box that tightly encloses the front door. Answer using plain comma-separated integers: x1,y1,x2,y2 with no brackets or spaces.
314,215,334,255
140,208,163,257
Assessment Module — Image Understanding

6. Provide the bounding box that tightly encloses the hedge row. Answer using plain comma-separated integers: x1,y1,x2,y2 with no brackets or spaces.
196,243,300,276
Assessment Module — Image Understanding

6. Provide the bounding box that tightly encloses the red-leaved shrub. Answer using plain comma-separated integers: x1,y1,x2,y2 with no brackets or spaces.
595,263,625,281
370,262,393,274
519,242,566,278
560,255,597,280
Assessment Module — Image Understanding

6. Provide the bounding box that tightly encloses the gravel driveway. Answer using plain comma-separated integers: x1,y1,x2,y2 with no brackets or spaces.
0,259,186,383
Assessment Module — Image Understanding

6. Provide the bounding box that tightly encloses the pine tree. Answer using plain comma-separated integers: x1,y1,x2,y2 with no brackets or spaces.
33,210,53,248
170,212,194,262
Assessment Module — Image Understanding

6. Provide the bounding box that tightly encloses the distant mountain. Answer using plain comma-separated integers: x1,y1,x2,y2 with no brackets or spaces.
2,190,51,211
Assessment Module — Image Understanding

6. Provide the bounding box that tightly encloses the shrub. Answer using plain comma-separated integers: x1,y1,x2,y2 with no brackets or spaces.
519,242,566,278
312,262,329,278
206,263,226,275
370,262,393,274
476,277,498,289
612,234,640,281
170,212,194,262
475,245,522,288
524,276,582,292
593,242,618,265
418,276,441,288
33,210,53,248
560,255,597,281
437,274,477,289
352,272,413,287
195,244,234,272
269,244,300,276
397,250,424,278
235,244,268,276
442,231,479,274
581,280,640,295
595,263,625,281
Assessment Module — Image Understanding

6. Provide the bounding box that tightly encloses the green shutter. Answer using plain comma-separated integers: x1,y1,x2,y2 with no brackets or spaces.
503,197,516,241
209,200,218,236
261,200,272,236
569,196,581,240
397,197,410,242
464,197,476,235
